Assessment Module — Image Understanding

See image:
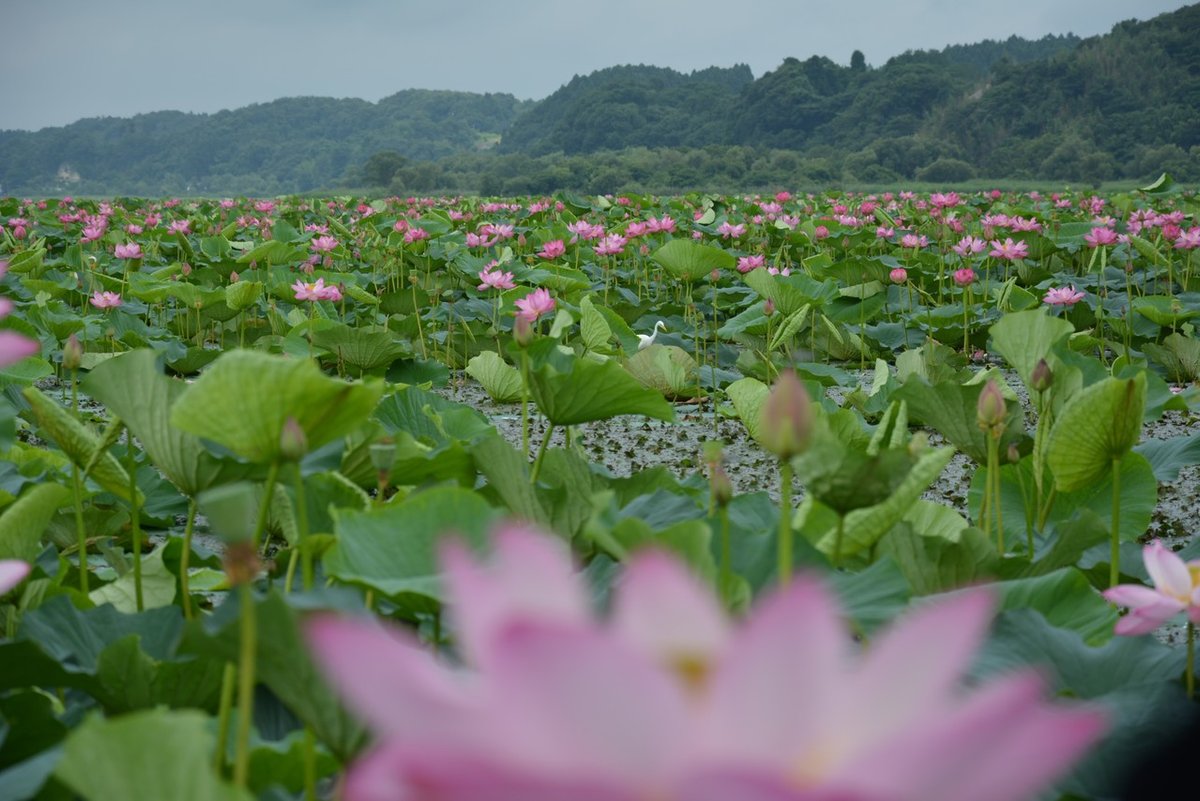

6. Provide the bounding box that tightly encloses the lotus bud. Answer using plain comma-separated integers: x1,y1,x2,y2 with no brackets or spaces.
710,463,734,508
62,334,83,371
514,315,534,348
229,271,239,283
701,439,725,467
223,541,261,587
1007,442,1022,463
976,378,1007,433
762,298,775,317
280,416,308,461
1030,359,1053,394
369,436,396,475
759,370,813,460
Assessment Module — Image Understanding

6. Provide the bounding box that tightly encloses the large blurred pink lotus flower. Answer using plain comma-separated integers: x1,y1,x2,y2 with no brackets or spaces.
0,560,31,594
1103,540,1200,635
0,331,39,368
307,526,1105,801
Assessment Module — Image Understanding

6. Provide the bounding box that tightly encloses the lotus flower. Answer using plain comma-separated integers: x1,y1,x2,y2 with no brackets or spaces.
514,287,554,322
0,560,30,594
307,526,1105,801
90,290,122,309
1104,540,1200,635
1043,286,1086,307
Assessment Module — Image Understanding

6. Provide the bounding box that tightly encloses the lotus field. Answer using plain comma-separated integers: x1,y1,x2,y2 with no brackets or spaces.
1,184,1200,801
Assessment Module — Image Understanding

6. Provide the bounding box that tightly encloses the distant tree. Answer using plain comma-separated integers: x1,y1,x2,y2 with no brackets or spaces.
916,157,975,183
361,151,408,187
851,50,866,71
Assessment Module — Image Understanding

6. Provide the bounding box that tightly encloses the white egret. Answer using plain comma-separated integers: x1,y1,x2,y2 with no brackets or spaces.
637,320,668,350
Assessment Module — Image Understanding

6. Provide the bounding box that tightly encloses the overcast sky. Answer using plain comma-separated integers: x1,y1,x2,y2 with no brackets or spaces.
1,0,1191,132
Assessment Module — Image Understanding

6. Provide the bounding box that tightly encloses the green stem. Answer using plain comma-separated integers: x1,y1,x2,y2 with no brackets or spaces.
1110,456,1121,588
1187,621,1195,701
125,442,144,612
530,424,555,485
778,460,793,584
293,463,313,591
214,662,236,774
520,351,530,457
303,727,318,801
834,513,846,570
253,462,281,553
233,582,257,788
180,498,198,619
72,466,89,594
719,505,731,598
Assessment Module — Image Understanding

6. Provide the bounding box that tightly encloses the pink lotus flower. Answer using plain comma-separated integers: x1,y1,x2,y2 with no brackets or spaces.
890,267,908,284
716,221,746,239
477,267,516,292
514,287,555,323
1175,228,1200,250
311,235,339,253
1103,540,1200,635
1084,227,1118,249
900,233,928,249
644,215,677,234
114,242,143,260
537,240,566,260
403,228,430,244
168,219,191,235
875,226,895,240
953,236,987,257
1043,286,1086,307
737,255,764,273
307,526,1105,801
292,277,340,302
0,331,39,368
953,267,976,287
90,290,122,309
988,238,1028,261
930,192,961,209
0,560,31,594
593,234,627,256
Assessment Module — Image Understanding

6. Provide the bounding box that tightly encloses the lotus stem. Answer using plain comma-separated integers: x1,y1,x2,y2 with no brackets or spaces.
214,662,236,773
125,440,144,612
1187,621,1195,701
180,498,198,619
530,424,555,485
293,462,313,591
778,460,793,584
233,582,257,788
1110,456,1121,588
253,461,280,554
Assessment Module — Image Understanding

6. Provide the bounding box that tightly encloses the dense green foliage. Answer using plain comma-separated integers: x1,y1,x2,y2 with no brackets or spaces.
1,5,1197,196
0,90,531,196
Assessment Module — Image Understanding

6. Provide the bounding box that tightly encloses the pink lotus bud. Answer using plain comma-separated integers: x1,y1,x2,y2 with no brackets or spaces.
762,299,775,317
62,334,83,371
759,371,813,460
976,378,1007,433
889,267,907,284
280,416,308,461
1030,359,1053,393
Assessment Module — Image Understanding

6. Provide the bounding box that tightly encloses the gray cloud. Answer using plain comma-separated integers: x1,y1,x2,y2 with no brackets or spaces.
0,0,1189,131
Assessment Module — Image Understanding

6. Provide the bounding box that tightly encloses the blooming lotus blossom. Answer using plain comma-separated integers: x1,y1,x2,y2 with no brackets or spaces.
403,228,430,244
989,238,1028,261
90,290,122,309
900,233,928,249
767,265,791,276
929,191,961,208
1104,540,1200,635
716,221,746,239
1009,216,1042,232
465,232,496,249
81,225,105,243
307,526,1105,801
114,242,143,260
0,331,39,368
644,215,677,234
875,226,894,240
1043,286,1086,307
537,239,566,260
737,254,764,273
567,220,604,242
1084,227,1119,248
514,287,555,322
477,267,516,292
167,219,191,235
292,278,341,302
0,560,31,594
593,234,627,256
1173,228,1200,250
311,235,339,253
953,236,987,257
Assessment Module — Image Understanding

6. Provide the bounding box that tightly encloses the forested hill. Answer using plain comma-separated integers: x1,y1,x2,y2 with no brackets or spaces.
1,4,1197,196
495,64,755,155
0,90,531,197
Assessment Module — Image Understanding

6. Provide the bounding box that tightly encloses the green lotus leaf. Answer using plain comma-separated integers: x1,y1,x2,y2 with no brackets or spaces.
83,349,254,496
624,345,699,399
0,483,71,561
22,387,141,503
651,238,735,282
170,349,383,464
1047,373,1145,492
465,351,524,403
224,280,263,311
310,323,410,374
526,346,675,426
989,308,1074,391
